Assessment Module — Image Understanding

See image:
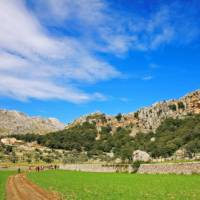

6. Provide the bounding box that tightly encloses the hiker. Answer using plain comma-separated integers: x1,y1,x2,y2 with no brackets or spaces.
36,166,40,172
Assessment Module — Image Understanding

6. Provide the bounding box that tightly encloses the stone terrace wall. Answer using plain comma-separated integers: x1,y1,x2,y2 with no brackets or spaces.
60,164,132,173
138,162,200,174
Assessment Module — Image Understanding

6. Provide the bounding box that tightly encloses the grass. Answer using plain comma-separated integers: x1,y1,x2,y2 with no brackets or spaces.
0,171,15,200
28,170,200,200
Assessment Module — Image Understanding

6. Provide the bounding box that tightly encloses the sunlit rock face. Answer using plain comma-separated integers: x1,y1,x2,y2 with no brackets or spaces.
0,110,64,136
132,150,151,162
66,90,200,136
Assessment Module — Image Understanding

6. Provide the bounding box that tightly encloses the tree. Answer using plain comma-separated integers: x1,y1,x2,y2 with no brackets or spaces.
115,113,122,121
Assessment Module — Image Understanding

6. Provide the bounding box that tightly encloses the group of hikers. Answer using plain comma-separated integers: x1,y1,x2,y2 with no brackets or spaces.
34,164,59,172
18,164,59,173
33,164,59,172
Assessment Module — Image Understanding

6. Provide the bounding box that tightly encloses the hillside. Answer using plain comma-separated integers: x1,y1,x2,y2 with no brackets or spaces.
67,90,200,135
1,89,200,163
0,89,199,137
0,110,64,135
10,114,200,163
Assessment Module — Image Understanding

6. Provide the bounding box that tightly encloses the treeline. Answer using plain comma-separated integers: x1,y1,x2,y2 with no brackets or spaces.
12,115,200,161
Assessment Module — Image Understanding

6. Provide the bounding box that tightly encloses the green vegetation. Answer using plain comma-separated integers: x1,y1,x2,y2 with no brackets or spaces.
0,142,66,164
135,115,200,158
168,104,177,111
11,115,200,162
115,113,122,121
0,171,14,200
178,102,185,110
12,123,134,162
29,170,200,200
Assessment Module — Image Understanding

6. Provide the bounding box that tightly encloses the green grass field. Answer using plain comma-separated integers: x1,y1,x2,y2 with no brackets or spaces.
0,171,14,200
28,170,200,200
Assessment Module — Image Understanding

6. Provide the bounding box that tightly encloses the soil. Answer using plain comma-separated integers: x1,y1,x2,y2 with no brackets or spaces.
6,173,61,200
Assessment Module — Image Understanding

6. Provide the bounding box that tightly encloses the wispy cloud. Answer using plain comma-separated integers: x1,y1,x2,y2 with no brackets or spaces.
142,76,153,81
0,0,199,103
0,0,119,103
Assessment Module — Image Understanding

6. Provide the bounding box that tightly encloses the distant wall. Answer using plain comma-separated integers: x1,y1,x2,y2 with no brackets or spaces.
138,162,200,174
60,164,132,173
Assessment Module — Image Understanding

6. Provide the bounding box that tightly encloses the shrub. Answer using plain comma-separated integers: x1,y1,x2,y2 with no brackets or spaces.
115,113,122,121
178,102,185,110
168,104,177,111
131,161,142,173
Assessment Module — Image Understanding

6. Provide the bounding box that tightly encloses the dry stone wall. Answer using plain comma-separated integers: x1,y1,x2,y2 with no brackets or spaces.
60,164,132,173
138,162,200,174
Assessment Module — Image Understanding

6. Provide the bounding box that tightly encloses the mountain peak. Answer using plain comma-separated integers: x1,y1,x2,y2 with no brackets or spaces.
0,109,64,136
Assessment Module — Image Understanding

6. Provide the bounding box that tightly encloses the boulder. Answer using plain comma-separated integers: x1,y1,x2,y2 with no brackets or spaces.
174,148,187,159
132,150,151,162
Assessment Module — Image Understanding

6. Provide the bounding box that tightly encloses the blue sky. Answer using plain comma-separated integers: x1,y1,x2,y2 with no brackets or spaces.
0,0,200,123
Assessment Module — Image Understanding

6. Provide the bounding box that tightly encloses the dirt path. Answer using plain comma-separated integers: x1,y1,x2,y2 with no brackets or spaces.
6,173,61,200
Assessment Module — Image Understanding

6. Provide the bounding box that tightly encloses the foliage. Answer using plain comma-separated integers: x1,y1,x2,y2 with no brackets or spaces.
178,102,185,110
115,113,122,121
133,115,200,158
168,104,177,111
11,114,200,161
131,161,142,172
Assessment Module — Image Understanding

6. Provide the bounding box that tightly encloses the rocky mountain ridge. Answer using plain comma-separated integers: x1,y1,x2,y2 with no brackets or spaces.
0,89,199,137
66,90,200,135
0,110,65,136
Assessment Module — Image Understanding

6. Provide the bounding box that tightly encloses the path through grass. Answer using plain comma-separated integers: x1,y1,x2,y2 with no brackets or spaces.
0,171,15,200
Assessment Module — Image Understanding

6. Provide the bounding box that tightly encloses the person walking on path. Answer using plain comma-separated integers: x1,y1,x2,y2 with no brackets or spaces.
17,168,21,173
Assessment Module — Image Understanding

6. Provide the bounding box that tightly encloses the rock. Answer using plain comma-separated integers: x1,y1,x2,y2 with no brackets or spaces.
1,137,17,145
0,109,65,136
174,149,187,159
150,137,156,142
66,90,200,136
132,150,151,162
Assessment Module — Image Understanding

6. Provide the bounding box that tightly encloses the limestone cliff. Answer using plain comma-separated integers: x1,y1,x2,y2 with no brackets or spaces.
66,90,200,135
0,110,65,135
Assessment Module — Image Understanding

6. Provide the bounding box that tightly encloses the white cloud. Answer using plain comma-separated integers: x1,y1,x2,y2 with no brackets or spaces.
0,0,120,102
142,76,153,81
0,0,198,103
32,0,199,55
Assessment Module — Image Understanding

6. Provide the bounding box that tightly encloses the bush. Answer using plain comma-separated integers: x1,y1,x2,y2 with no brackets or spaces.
178,102,185,110
168,104,177,111
115,113,122,122
131,161,142,172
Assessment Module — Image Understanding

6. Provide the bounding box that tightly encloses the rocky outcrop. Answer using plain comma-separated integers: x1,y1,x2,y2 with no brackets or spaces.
66,90,200,135
0,110,64,136
130,90,200,133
